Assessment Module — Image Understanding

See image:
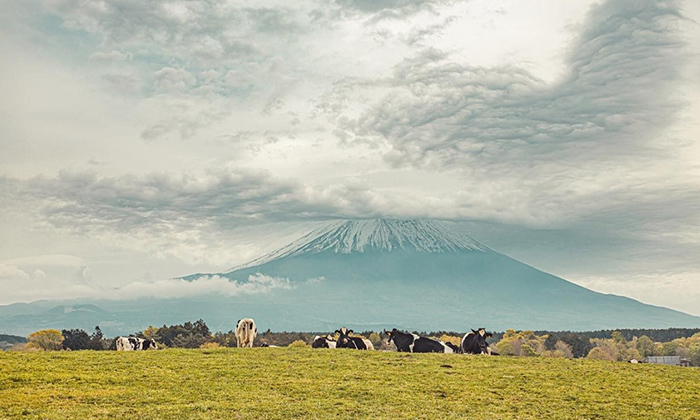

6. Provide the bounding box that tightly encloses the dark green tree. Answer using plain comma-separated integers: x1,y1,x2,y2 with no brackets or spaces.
87,326,106,350
62,329,90,350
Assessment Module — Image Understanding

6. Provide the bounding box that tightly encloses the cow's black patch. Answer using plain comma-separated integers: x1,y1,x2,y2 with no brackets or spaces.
386,329,415,352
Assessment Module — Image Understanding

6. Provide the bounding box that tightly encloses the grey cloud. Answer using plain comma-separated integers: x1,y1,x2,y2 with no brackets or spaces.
2,170,337,233
404,15,459,45
330,0,689,168
153,67,196,93
44,1,303,64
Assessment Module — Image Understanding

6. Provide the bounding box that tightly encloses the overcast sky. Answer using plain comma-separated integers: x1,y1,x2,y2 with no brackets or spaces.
1,0,699,315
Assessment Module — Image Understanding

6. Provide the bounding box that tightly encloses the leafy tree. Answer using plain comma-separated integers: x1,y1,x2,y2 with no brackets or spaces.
544,334,559,351
145,319,215,348
688,344,700,367
611,331,627,344
636,335,656,357
62,329,90,350
27,329,64,351
558,333,593,358
586,347,612,361
589,338,626,361
87,326,106,350
554,341,574,359
659,341,680,356
143,326,159,340
521,344,538,357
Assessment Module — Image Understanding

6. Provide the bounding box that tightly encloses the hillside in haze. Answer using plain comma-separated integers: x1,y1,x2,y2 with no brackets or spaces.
1,219,698,336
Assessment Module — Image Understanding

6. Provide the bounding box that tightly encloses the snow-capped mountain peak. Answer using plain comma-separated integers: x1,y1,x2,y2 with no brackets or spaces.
229,219,487,272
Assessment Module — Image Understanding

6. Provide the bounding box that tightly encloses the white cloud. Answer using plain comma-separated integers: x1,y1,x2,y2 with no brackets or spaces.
0,254,295,303
111,273,293,300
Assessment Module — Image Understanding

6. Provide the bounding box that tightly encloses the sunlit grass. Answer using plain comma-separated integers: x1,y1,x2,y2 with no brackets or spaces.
1,348,699,419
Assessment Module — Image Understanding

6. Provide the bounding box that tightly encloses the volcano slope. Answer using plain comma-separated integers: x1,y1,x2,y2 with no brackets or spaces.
183,219,700,332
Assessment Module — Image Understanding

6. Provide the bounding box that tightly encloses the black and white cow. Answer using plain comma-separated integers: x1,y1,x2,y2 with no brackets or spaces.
312,335,337,349
461,328,497,355
335,327,373,350
235,318,257,348
386,328,454,353
116,336,157,351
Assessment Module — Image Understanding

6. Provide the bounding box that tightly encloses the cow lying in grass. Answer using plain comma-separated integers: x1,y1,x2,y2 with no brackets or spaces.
335,327,373,350
116,336,157,351
461,328,498,355
386,329,454,353
312,335,337,348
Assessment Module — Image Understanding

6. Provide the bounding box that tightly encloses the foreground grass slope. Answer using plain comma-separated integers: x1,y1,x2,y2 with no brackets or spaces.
1,348,699,419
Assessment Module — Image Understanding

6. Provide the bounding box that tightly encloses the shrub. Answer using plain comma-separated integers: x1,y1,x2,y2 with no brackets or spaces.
288,340,308,348
27,329,64,351
200,342,221,349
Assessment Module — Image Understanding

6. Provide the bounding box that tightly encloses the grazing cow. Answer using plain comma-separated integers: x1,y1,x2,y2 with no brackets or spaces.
236,318,257,348
386,329,454,353
335,327,373,350
312,335,337,349
461,328,496,355
116,336,157,351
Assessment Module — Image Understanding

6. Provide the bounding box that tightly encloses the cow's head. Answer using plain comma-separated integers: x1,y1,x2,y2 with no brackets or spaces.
386,328,399,344
335,327,353,348
475,329,490,353
145,338,158,350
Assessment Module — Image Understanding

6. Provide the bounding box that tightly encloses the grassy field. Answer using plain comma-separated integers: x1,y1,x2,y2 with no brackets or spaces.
1,348,699,419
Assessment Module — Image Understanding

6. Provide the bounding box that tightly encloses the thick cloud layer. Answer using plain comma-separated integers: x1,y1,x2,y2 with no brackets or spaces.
1,0,698,314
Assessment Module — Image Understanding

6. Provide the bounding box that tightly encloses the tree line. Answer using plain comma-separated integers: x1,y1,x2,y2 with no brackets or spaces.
8,322,700,366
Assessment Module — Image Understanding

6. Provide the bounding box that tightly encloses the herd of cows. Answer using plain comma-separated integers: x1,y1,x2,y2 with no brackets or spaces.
115,318,498,355
313,327,498,355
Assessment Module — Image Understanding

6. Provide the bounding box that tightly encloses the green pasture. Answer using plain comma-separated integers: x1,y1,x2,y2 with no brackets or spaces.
1,348,699,419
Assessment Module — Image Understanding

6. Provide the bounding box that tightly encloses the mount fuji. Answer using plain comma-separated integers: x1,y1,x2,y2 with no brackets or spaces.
1,219,698,336
182,219,699,332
